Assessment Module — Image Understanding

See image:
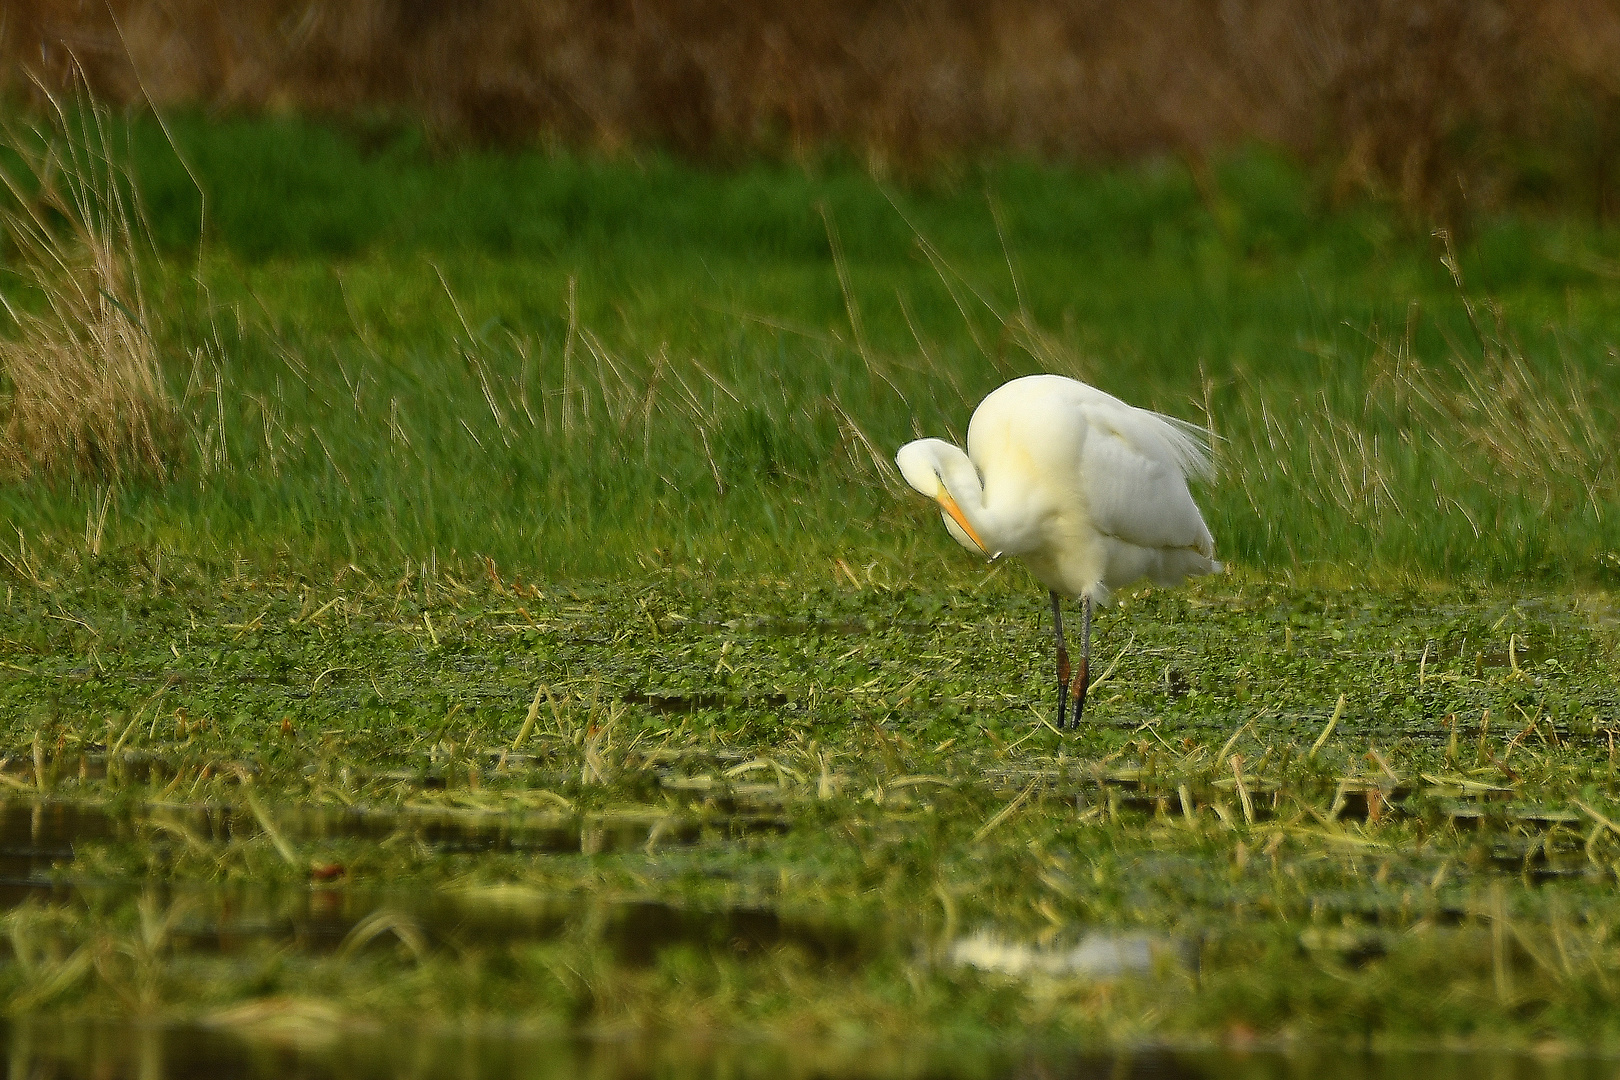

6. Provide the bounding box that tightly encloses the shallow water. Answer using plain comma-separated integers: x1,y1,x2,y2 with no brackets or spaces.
2,578,1618,1052
5,1018,1617,1080
0,798,857,965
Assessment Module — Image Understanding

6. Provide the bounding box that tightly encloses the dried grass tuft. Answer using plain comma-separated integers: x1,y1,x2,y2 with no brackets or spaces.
0,81,177,484
1220,302,1620,558
1378,336,1617,517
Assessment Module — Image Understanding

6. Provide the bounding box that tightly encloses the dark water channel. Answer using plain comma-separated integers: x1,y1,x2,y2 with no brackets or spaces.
0,799,844,963
0,795,783,867
3,1018,1615,1080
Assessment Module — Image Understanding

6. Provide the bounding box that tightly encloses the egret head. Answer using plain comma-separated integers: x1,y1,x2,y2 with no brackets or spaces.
895,438,993,557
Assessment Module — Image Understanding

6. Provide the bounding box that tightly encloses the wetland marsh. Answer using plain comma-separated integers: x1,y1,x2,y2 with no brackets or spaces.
4,111,1620,1074
5,562,1620,1069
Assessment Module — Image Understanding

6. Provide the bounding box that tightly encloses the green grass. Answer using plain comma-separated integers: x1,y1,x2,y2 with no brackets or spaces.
6,112,1620,1068
7,111,1620,583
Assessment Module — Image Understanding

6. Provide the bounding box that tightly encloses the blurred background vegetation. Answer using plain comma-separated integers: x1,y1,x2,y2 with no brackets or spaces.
6,0,1620,223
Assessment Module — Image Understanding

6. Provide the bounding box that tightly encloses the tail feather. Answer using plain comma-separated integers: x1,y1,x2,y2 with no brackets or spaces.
1146,411,1217,482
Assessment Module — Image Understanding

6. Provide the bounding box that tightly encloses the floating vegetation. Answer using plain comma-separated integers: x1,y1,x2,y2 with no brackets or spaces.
2,557,1620,1054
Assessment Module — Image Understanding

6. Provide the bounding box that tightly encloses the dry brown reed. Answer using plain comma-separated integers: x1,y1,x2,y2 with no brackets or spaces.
0,81,176,484
5,1,1620,215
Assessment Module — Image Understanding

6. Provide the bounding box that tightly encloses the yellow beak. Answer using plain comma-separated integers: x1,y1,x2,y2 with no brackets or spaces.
937,492,990,556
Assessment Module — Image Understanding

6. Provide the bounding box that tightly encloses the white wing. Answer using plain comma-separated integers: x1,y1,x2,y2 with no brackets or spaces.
965,373,1217,563
1077,401,1215,557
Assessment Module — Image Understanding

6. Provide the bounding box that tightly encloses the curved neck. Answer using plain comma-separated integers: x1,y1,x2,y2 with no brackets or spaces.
935,452,1036,557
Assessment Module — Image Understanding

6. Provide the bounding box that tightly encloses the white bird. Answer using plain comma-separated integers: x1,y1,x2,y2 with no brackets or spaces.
896,374,1220,728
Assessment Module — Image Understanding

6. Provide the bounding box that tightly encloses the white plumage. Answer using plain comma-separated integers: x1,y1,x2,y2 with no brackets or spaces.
895,373,1219,727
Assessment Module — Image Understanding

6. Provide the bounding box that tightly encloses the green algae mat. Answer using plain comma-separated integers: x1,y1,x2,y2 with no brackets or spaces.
4,553,1620,1072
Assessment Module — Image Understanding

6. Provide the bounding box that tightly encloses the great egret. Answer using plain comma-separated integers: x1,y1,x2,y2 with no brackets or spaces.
896,374,1219,728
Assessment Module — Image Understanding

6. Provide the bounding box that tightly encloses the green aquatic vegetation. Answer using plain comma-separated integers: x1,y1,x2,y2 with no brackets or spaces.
3,551,1620,1049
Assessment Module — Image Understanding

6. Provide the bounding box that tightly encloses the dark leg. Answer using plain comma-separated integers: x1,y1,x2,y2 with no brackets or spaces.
1049,590,1069,730
1070,594,1092,724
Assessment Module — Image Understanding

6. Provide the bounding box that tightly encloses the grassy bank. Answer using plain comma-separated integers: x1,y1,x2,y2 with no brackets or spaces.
6,113,1620,585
